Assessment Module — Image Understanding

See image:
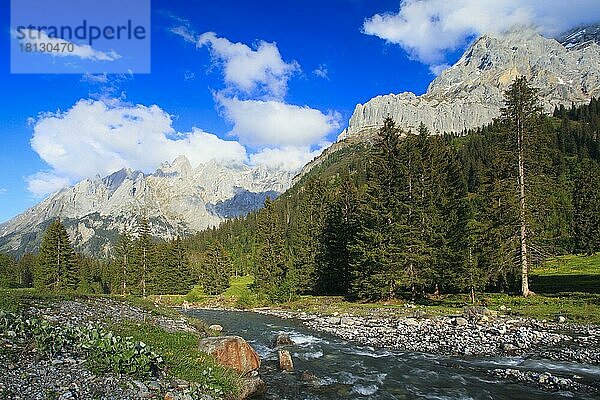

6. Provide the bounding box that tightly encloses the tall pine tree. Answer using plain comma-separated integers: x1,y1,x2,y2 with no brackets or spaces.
35,219,78,292
500,76,542,297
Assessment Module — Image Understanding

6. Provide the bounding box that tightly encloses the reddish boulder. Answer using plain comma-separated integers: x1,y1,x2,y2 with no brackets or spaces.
198,336,260,375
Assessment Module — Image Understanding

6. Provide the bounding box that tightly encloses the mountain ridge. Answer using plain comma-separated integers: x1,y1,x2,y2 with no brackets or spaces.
338,27,600,140
0,156,293,256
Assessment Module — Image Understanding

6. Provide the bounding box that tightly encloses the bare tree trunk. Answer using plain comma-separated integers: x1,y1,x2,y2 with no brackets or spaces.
122,253,127,296
142,248,147,297
517,119,531,297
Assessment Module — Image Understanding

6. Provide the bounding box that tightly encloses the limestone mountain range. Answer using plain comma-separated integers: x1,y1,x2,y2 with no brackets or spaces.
2,25,600,256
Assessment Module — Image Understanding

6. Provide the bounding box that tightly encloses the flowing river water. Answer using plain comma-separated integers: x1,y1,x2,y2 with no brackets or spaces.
187,309,600,400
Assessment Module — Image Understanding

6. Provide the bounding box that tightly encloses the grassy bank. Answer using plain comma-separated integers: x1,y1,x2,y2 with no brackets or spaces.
175,253,600,324
0,289,241,398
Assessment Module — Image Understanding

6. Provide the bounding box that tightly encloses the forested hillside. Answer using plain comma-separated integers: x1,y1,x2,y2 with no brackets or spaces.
1,83,599,302
181,86,600,302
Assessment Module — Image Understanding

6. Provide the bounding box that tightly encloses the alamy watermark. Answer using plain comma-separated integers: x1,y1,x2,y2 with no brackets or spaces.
10,0,151,74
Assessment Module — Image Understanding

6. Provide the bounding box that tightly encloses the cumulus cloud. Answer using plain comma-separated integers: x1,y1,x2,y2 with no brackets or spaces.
216,95,341,147
167,29,342,173
28,99,247,195
26,172,70,197
362,0,600,71
198,32,300,99
250,144,331,171
15,29,120,61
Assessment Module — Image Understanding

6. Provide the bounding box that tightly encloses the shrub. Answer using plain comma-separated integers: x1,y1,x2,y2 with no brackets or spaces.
185,285,206,303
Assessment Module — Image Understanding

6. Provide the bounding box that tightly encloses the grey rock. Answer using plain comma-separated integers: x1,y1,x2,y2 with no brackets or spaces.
463,306,491,319
0,157,293,257
454,317,468,326
278,349,294,372
272,333,294,347
235,376,266,400
339,28,600,140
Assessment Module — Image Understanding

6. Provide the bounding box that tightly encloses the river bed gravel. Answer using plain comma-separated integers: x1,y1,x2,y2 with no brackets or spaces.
0,298,211,400
253,307,600,365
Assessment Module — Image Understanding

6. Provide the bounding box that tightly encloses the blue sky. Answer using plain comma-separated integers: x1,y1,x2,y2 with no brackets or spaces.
1,0,598,223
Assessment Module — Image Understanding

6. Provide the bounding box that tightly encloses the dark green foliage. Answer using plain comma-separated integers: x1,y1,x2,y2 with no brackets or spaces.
573,158,600,254
132,216,155,296
316,176,360,295
157,237,194,295
253,198,294,301
349,117,408,300
114,230,134,295
199,240,232,295
35,219,78,292
180,95,600,303
0,253,18,288
17,253,35,288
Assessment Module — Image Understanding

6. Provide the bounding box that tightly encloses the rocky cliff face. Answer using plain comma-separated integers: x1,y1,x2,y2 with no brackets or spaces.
0,156,292,256
339,28,600,139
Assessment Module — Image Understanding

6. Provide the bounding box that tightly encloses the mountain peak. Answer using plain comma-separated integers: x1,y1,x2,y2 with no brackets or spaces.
0,157,293,256
341,28,600,139
558,23,600,50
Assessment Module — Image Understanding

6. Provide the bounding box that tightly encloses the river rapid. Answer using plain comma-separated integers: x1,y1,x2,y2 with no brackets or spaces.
187,309,600,400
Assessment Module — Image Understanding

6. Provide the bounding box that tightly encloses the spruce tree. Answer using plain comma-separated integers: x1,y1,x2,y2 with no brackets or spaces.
500,76,542,297
350,117,407,300
201,240,232,295
132,216,155,296
114,230,134,295
316,174,359,295
162,237,194,294
35,219,78,292
254,198,291,301
17,253,35,288
573,159,600,254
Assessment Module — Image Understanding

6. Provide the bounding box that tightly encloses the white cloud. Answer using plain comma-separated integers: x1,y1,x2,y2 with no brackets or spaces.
198,32,300,99
184,71,196,80
217,95,341,147
26,172,70,197
313,64,329,79
167,30,342,173
81,72,109,83
28,99,247,195
362,0,600,68
170,25,197,44
250,144,330,172
0,188,6,195
16,29,121,61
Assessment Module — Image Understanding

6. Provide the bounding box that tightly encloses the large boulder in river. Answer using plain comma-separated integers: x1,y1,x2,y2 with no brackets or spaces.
272,333,294,347
198,336,260,375
278,349,294,372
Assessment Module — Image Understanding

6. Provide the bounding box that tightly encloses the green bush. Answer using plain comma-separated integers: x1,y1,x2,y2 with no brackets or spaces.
234,290,255,309
185,285,206,303
0,311,163,378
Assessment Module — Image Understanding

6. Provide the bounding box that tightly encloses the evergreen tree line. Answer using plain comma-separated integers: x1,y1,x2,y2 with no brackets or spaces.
184,81,600,301
0,218,200,296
